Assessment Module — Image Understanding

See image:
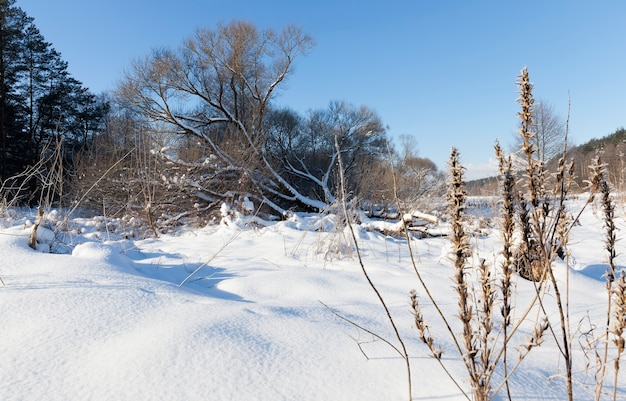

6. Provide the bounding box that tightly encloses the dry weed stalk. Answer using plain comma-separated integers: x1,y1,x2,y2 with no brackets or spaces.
445,145,550,401
503,69,622,401
514,67,555,282
410,290,442,359
333,135,413,401
611,274,626,400
477,258,497,393
403,75,559,400
494,142,515,400
512,68,574,400
594,157,614,399
397,145,469,398
379,68,616,401
590,157,625,401
446,148,501,401
447,148,484,397
342,67,623,401
28,207,44,250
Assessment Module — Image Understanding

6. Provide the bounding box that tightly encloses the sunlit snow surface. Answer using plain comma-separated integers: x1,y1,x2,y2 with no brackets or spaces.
1,196,625,400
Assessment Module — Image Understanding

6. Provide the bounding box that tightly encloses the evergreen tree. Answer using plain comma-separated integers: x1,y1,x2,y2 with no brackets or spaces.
0,0,29,181
0,0,107,204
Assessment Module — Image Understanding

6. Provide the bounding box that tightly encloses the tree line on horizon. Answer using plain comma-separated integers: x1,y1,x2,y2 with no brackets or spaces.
1,0,624,232
467,125,626,196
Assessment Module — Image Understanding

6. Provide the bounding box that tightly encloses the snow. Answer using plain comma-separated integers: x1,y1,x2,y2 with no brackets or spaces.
1,196,625,400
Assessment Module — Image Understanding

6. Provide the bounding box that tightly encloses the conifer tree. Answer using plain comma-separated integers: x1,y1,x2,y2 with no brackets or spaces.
0,0,107,204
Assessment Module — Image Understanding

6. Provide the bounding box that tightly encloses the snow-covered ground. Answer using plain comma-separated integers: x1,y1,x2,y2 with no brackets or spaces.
1,197,625,401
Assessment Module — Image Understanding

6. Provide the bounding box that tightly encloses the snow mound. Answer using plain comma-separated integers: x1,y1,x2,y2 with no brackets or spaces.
71,241,137,275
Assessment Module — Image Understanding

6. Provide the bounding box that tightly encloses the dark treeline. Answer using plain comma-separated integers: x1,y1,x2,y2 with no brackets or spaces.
0,0,107,205
467,126,626,197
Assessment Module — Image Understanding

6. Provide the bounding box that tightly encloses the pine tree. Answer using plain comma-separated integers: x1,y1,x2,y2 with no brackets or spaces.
0,0,29,181
0,0,107,204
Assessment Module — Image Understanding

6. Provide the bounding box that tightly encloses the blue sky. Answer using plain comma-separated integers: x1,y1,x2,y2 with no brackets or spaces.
18,0,626,179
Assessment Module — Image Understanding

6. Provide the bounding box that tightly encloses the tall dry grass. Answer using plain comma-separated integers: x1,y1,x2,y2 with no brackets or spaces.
338,67,626,401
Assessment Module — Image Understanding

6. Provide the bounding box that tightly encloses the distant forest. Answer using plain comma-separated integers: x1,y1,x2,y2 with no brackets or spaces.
468,127,626,196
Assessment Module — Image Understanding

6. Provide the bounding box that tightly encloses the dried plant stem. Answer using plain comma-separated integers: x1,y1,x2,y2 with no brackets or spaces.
514,68,578,400
179,229,241,287
320,300,404,358
546,262,574,401
29,207,44,250
447,148,499,401
491,69,592,400
335,136,412,401
495,142,515,401
385,139,469,400
611,274,626,400
593,160,616,400
409,291,469,400
478,259,496,393
493,318,550,398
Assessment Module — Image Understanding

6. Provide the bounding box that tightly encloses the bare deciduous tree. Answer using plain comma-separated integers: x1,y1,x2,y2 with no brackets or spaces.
393,134,443,210
118,20,317,215
283,101,387,204
511,99,569,164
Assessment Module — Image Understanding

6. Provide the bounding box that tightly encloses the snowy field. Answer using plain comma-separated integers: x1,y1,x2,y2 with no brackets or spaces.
1,196,625,401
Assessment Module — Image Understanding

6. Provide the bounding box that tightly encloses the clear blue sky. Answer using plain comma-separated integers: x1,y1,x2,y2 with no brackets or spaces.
18,0,626,179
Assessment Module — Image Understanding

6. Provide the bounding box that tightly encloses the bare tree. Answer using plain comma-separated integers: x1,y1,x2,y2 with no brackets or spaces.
286,101,387,203
511,99,568,163
118,20,317,215
394,134,442,209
